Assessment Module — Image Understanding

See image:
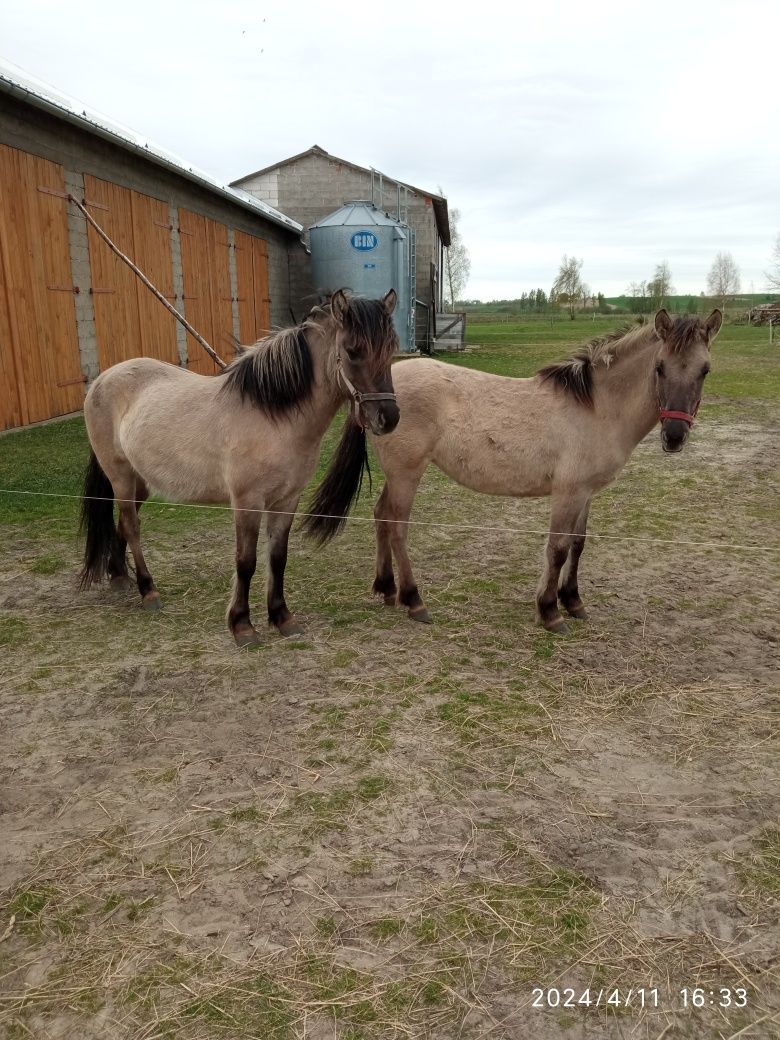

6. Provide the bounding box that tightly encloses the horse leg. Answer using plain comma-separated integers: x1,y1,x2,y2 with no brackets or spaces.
109,479,149,588
385,473,430,624
536,494,590,634
372,484,397,606
115,475,161,610
266,504,304,638
558,499,591,620
227,505,263,647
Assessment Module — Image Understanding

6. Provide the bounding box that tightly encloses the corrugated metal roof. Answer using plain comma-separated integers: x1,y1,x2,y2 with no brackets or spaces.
0,58,303,236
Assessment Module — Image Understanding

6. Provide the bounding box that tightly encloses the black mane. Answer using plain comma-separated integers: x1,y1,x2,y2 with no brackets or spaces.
219,326,314,415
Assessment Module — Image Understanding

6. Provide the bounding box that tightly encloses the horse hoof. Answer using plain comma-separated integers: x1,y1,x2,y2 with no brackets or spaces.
141,592,163,610
545,618,569,635
278,619,305,638
235,627,262,648
408,606,432,624
382,593,397,607
567,606,588,620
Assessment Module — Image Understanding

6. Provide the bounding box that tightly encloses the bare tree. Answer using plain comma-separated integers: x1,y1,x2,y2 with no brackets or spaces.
706,251,741,310
552,255,585,319
648,261,673,309
767,233,780,292
626,280,648,313
443,208,471,310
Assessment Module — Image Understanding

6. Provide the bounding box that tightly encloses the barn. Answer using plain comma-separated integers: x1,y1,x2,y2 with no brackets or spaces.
0,62,309,432
230,145,452,349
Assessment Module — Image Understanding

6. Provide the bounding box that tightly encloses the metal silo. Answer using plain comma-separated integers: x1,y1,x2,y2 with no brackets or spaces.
309,201,415,351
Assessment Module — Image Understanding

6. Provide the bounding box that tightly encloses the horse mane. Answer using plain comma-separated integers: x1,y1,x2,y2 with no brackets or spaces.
220,325,314,414
537,316,706,408
220,292,397,416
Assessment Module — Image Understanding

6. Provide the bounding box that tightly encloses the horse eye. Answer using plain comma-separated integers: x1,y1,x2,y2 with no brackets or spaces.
701,365,710,377
655,361,664,376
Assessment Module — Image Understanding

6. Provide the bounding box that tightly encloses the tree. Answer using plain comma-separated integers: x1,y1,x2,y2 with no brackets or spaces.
767,233,780,293
626,280,648,314
648,261,673,309
443,208,471,309
706,251,740,310
552,255,585,319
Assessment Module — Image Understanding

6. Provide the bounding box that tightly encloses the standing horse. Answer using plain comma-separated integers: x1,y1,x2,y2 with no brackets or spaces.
306,309,721,633
79,289,399,646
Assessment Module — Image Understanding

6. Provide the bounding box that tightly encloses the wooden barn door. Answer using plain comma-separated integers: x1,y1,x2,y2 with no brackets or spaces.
235,230,271,345
84,176,178,370
0,144,84,429
178,210,234,375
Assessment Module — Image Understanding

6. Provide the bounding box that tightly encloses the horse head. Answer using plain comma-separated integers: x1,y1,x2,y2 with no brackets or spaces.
329,289,401,436
653,309,722,453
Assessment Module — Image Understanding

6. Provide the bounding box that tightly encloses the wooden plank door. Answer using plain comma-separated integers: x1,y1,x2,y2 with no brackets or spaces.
130,193,178,364
84,175,142,372
0,144,83,427
179,209,233,375
235,229,270,346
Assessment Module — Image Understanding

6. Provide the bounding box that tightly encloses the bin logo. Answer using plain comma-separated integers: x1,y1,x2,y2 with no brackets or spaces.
350,231,378,251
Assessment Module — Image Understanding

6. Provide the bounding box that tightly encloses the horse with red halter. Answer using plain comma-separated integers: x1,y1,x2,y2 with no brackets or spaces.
305,308,722,634
79,290,400,646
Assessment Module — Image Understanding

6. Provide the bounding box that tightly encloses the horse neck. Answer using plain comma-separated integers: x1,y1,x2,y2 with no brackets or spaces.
593,333,659,446
304,321,344,434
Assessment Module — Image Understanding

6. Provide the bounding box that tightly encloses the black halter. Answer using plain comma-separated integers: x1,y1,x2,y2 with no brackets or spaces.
335,352,397,428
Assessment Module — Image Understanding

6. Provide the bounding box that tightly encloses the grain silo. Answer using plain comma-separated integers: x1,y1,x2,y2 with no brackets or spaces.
309,201,416,351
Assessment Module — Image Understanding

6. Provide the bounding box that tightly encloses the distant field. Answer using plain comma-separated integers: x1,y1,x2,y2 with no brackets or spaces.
462,293,779,323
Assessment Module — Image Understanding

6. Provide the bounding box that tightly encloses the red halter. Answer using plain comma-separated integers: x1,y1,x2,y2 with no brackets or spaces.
659,400,700,427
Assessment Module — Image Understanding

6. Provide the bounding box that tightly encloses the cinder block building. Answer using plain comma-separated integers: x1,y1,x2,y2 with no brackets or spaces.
0,61,308,431
230,145,451,348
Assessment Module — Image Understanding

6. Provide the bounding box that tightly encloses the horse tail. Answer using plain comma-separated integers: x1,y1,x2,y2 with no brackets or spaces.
301,418,371,544
78,450,119,589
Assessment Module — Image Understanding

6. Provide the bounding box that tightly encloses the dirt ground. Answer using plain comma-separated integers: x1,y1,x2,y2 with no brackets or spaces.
0,416,778,1039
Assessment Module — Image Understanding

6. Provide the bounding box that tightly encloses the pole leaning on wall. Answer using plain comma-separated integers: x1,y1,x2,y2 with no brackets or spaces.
69,194,228,371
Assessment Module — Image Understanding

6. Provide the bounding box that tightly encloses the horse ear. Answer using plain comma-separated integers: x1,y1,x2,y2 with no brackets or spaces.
382,289,397,315
705,308,722,343
654,309,673,339
331,289,349,325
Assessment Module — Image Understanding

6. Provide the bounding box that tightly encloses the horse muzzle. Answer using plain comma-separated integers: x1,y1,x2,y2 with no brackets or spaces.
659,405,697,454
660,417,690,453
363,397,400,436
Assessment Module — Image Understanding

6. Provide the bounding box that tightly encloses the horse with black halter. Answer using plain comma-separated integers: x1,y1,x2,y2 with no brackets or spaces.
79,290,399,646
306,308,721,633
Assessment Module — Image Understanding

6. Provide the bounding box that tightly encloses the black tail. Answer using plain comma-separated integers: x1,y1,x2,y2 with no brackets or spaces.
300,418,371,544
78,451,120,589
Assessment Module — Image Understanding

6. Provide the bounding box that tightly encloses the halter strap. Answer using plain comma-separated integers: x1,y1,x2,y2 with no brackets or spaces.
658,400,700,427
336,353,397,428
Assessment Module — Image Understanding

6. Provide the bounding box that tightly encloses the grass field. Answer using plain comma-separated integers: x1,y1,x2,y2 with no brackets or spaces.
0,317,778,1039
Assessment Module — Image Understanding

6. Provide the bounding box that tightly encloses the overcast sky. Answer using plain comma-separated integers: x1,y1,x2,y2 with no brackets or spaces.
2,0,778,299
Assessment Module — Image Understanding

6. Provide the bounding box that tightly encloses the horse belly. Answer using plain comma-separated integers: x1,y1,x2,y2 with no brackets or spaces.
433,431,553,498
119,409,230,504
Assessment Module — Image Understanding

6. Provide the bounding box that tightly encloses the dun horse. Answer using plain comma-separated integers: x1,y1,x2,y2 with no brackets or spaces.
79,290,400,646
307,309,721,633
